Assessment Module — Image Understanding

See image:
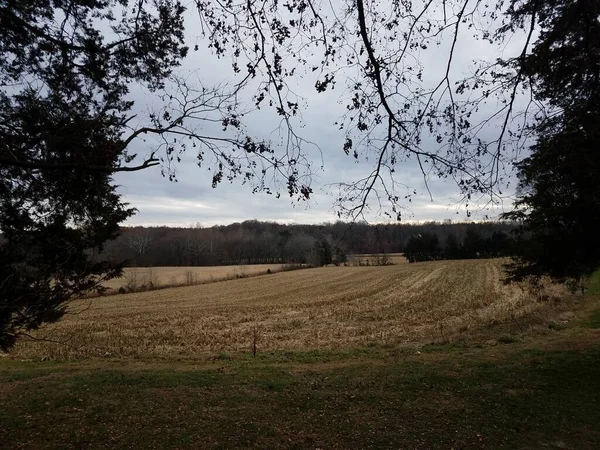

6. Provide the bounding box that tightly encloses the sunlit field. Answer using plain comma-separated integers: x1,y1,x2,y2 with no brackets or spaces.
12,259,566,360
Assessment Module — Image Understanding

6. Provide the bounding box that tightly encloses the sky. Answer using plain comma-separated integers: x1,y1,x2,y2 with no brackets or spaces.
115,2,525,227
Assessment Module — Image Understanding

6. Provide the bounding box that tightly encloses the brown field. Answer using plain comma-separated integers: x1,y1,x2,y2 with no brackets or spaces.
105,256,407,292
10,258,570,361
103,264,292,291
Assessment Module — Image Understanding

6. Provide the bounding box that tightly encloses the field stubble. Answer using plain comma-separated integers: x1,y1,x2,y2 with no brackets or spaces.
103,264,289,291
11,259,568,360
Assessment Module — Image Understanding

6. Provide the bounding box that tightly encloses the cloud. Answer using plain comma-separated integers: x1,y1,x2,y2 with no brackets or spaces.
116,4,523,227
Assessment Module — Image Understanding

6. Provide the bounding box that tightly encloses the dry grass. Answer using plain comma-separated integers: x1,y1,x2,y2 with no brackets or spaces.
11,259,568,360
103,264,288,291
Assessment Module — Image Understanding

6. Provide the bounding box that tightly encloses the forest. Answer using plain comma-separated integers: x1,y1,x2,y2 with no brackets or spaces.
105,220,517,267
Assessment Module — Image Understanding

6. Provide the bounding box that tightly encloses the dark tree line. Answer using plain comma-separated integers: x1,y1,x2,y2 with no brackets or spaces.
503,0,600,285
103,220,516,267
403,229,514,263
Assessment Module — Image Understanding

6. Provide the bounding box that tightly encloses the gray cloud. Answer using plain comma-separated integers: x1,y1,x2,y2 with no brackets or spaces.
116,4,521,227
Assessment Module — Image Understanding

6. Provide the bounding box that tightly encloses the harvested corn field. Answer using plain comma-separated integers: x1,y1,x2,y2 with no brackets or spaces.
12,259,565,360
102,264,288,291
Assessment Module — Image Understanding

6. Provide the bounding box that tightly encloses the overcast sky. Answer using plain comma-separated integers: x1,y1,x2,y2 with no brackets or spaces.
115,3,522,227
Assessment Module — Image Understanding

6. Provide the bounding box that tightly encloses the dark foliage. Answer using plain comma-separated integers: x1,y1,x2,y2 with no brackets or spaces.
404,229,514,263
313,239,333,267
0,0,188,350
333,247,348,266
404,233,442,263
503,0,600,283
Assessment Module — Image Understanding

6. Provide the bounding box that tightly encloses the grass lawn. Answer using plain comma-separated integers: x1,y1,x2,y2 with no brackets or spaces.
1,294,600,449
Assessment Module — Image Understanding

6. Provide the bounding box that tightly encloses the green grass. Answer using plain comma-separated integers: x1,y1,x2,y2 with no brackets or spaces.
587,269,600,295
2,334,600,449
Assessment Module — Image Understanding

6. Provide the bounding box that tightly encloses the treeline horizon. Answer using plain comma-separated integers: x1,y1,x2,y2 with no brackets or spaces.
104,220,517,267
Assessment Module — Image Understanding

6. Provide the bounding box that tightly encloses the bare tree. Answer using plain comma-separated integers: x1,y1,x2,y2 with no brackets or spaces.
186,229,207,266
125,229,154,265
195,0,543,219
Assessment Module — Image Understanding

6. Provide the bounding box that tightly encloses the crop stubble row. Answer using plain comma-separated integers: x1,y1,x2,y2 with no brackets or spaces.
11,259,563,360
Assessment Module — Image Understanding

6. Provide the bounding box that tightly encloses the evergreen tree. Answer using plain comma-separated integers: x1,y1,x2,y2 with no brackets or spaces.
311,239,333,267
444,234,462,260
462,229,484,259
0,0,193,350
504,0,600,283
404,233,441,263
